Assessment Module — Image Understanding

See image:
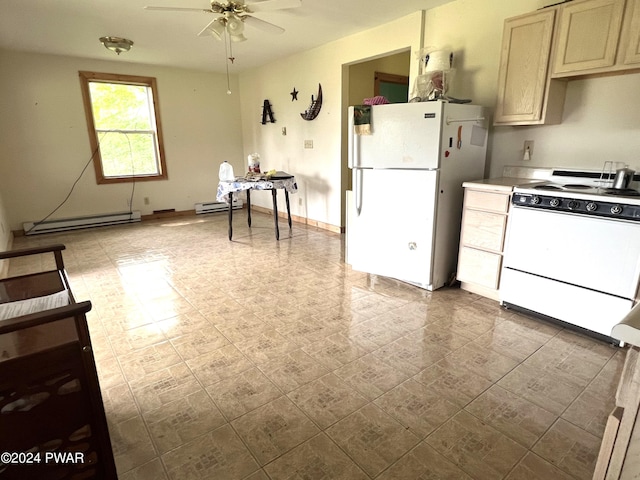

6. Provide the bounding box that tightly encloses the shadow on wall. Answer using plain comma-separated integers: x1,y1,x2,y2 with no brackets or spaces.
290,174,331,222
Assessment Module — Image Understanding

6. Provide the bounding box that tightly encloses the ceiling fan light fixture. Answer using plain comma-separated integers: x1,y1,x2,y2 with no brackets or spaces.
207,19,226,40
99,36,134,55
230,33,247,42
225,13,244,35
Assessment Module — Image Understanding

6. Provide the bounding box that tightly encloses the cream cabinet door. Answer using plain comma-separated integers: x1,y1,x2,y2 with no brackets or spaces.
553,0,626,75
494,9,564,125
619,0,640,66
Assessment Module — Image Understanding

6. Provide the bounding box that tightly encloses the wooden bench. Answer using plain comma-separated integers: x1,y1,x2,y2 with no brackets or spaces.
0,244,117,479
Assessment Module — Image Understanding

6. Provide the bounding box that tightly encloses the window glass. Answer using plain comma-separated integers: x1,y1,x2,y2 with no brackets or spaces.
79,72,167,183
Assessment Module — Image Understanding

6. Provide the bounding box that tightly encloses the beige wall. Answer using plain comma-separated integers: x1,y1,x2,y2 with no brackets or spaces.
239,0,640,231
0,186,11,277
0,49,244,232
422,0,640,176
2,2,638,236
238,12,424,230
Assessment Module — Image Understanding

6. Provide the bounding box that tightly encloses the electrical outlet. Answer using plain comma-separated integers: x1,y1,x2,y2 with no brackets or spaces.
304,139,313,149
298,198,302,206
282,127,287,136
144,197,150,205
524,140,534,159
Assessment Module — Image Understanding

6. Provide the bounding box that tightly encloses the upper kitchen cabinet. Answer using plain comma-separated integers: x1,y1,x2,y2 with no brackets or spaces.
552,0,640,76
494,9,567,126
619,0,640,66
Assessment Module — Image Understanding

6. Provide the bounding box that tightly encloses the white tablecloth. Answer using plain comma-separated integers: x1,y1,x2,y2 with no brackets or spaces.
216,177,298,203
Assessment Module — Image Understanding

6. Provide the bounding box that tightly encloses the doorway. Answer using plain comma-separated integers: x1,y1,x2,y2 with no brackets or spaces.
374,72,410,103
341,50,411,231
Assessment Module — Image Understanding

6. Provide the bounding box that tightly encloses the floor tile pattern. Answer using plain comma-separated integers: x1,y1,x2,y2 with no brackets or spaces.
8,212,624,479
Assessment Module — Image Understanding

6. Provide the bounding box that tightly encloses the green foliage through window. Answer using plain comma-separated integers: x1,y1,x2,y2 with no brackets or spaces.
79,71,167,184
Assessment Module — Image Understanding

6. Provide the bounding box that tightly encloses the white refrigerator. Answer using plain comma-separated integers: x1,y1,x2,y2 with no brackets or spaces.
346,101,488,290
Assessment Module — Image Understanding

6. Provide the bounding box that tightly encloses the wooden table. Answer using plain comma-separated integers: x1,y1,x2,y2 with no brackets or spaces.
217,174,297,240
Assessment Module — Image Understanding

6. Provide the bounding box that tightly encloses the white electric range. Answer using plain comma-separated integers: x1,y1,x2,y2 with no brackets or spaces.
500,169,640,344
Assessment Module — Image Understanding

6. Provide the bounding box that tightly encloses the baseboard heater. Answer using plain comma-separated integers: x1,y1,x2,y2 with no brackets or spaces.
23,211,141,235
195,199,242,214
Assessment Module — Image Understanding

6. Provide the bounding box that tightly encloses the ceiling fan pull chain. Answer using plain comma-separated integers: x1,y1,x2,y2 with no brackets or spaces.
224,30,232,95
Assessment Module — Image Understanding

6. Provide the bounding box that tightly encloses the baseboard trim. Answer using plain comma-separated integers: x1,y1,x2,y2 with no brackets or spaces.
249,205,341,234
141,209,196,221
13,207,343,237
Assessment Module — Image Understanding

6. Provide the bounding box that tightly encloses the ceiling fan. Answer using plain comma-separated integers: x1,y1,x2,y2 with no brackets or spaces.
145,0,302,42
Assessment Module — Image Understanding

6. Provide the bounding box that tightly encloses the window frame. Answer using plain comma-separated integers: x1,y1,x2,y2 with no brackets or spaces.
79,71,168,184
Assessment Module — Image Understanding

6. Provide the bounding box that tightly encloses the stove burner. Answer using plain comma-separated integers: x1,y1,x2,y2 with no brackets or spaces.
533,185,563,191
604,188,640,197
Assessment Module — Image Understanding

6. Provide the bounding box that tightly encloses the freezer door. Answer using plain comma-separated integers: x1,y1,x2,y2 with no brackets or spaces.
346,169,438,289
348,103,443,170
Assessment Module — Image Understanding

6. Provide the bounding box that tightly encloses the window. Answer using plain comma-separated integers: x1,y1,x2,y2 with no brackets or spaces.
79,71,168,184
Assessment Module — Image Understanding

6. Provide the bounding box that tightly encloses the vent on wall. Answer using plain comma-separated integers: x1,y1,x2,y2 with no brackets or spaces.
195,199,242,214
23,211,141,235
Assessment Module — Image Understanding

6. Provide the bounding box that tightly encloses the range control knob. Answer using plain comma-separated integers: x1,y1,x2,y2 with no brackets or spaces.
586,202,597,212
550,198,561,207
567,200,580,210
531,195,541,205
611,204,623,215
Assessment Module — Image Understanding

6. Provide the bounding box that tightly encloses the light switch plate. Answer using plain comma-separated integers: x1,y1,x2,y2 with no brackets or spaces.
524,140,534,157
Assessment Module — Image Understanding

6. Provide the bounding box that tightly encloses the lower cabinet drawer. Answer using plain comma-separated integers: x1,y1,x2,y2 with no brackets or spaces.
465,190,510,213
461,210,507,252
457,247,502,289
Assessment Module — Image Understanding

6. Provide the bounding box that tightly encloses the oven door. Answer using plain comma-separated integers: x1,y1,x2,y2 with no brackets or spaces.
503,206,640,299
501,206,640,339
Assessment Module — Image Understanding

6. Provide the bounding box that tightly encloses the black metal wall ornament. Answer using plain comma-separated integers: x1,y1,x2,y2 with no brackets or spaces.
300,84,322,121
261,99,275,124
290,87,298,101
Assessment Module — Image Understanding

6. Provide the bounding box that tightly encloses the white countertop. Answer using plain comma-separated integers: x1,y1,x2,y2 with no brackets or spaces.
463,177,545,192
612,303,640,347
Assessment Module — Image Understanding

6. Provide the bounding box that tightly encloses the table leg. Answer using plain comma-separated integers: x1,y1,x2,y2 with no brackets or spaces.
271,189,280,240
284,190,292,230
246,189,252,227
228,192,233,240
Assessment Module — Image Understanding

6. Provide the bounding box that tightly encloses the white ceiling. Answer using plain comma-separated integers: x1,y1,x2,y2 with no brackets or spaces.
0,0,454,73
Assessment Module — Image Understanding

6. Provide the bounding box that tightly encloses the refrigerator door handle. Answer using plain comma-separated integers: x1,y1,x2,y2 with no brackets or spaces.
354,168,363,216
348,111,355,168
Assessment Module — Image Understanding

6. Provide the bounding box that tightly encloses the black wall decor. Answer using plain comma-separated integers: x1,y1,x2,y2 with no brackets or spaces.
261,99,275,124
300,84,322,121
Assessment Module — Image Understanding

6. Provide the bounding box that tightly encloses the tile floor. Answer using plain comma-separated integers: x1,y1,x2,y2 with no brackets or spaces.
8,212,624,479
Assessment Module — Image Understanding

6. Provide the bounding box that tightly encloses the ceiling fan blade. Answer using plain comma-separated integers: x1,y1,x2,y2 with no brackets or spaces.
243,15,285,34
245,0,301,13
144,6,213,13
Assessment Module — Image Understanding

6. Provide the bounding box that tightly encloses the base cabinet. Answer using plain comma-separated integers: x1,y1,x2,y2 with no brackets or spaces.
457,186,512,300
